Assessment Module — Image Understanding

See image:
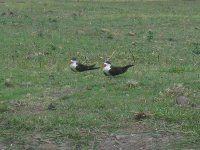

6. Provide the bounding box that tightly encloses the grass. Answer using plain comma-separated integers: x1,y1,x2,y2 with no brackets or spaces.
0,0,200,149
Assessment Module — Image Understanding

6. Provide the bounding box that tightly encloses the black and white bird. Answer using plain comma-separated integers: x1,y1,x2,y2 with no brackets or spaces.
102,61,133,76
69,58,99,72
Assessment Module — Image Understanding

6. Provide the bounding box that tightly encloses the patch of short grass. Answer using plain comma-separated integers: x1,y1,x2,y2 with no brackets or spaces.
1,0,200,149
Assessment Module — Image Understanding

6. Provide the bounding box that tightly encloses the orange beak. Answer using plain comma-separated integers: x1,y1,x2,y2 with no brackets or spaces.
102,64,106,68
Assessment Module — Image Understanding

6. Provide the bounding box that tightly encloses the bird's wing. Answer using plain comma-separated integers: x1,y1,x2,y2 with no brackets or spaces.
109,66,125,76
76,63,90,72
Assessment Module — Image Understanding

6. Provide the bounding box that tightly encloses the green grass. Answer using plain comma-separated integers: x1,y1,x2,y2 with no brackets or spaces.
0,0,200,149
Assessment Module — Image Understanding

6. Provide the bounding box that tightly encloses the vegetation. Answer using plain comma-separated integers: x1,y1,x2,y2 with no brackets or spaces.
0,0,200,149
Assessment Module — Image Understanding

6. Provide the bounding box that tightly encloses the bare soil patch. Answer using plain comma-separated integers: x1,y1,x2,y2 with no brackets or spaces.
0,128,185,150
9,101,44,115
44,87,75,99
97,132,183,150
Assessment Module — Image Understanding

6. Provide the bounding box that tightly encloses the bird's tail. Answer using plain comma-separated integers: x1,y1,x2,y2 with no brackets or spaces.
125,64,134,69
90,67,100,70
89,64,96,68
88,64,100,70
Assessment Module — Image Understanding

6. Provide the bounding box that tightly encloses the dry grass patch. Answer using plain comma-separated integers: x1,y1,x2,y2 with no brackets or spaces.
163,83,193,97
44,87,75,99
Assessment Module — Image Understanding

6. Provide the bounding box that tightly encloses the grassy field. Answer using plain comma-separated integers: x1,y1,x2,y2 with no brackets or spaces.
0,0,200,149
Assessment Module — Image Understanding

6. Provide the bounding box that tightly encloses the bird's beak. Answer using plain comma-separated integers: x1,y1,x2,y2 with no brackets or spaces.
69,60,72,64
102,64,106,68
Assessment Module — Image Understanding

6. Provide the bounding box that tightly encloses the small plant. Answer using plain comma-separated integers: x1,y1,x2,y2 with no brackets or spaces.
167,38,175,42
147,30,154,41
48,103,56,110
100,28,115,39
0,102,9,113
37,30,43,38
192,43,200,55
5,78,14,87
49,43,56,51
107,32,114,39
167,67,186,74
48,18,57,23
134,112,152,121
126,80,139,88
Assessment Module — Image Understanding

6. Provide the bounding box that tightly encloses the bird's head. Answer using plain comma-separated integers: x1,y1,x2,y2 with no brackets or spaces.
102,61,111,68
70,57,77,64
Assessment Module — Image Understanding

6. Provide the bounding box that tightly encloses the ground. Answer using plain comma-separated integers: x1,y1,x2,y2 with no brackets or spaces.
0,0,200,149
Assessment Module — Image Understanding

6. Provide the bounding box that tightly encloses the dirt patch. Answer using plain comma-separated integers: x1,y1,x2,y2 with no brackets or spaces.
44,87,74,99
24,140,74,150
97,132,183,150
24,142,58,150
1,133,68,150
9,100,44,115
163,83,192,97
25,51,50,60
0,130,184,150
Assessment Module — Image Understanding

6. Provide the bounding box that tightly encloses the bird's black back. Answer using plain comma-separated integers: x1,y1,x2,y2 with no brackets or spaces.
76,63,99,72
109,65,133,76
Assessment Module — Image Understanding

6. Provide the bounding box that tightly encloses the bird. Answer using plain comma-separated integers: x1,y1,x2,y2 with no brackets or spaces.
69,57,100,72
102,61,133,76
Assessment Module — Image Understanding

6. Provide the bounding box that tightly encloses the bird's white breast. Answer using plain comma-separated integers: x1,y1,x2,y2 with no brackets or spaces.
70,63,78,71
103,65,111,75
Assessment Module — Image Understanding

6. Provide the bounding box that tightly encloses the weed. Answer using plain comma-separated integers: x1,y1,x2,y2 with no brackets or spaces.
147,30,154,41
192,43,200,55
